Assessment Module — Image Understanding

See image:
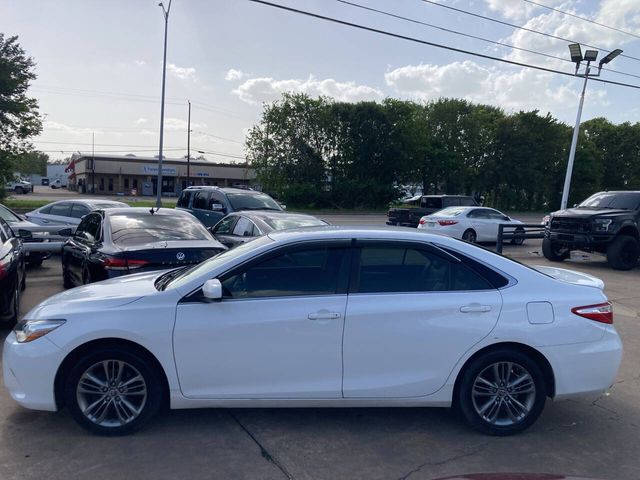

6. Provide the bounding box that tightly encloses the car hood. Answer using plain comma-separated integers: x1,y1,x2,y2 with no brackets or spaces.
552,207,630,218
25,270,163,318
532,265,604,290
115,239,226,252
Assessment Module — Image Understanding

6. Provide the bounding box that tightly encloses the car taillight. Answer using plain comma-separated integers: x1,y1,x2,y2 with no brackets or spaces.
571,302,613,324
437,220,458,226
0,262,6,280
419,218,426,225
103,257,149,271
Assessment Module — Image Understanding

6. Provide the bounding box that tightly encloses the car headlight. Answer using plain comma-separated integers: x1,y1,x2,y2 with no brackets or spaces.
14,319,65,343
593,218,612,232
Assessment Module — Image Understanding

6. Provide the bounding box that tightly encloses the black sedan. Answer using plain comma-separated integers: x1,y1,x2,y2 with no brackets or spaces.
62,208,226,287
211,211,328,249
0,217,26,326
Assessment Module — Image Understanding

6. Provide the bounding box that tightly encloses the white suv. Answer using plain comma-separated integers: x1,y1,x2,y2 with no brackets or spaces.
5,179,33,194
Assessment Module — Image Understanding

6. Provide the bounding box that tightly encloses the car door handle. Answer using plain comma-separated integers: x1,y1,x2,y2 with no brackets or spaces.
308,311,341,320
460,304,492,313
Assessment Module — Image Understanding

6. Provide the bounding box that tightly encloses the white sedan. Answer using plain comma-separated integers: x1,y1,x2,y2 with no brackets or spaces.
418,207,525,244
3,227,621,436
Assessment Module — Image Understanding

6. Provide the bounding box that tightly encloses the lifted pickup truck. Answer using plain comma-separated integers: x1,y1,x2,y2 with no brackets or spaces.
387,195,478,228
543,190,640,270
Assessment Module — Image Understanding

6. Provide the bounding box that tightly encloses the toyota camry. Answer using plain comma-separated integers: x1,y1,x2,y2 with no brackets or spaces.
3,227,622,436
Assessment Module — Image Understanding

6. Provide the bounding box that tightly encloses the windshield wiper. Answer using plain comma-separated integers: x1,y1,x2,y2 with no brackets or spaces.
155,265,191,291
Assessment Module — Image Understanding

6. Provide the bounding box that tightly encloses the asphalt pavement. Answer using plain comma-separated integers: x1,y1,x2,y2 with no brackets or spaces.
0,215,638,480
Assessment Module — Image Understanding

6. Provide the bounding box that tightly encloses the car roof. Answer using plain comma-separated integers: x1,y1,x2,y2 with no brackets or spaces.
102,207,194,216
228,211,321,221
38,199,128,208
183,186,262,195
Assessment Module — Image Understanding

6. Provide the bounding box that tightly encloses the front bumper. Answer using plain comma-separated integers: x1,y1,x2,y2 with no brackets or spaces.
547,230,613,249
539,325,623,399
3,332,64,411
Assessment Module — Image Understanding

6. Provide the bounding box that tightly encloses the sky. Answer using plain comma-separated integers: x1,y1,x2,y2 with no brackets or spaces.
2,0,640,162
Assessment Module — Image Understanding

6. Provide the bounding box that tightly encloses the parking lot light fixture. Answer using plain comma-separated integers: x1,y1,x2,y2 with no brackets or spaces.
560,45,622,211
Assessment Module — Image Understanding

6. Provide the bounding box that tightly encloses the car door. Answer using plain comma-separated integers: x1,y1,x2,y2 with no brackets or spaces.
484,209,510,241
211,215,239,248
466,208,494,241
70,203,91,221
342,241,502,398
190,190,212,226
173,242,351,399
63,213,102,284
226,216,259,248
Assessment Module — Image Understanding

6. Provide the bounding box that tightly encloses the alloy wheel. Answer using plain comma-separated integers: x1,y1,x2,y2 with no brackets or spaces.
471,361,536,426
76,360,148,427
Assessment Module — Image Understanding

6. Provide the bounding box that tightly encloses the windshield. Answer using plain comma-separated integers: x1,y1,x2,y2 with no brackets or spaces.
109,214,212,246
227,193,281,211
0,205,21,223
578,192,640,210
263,215,327,230
167,235,273,290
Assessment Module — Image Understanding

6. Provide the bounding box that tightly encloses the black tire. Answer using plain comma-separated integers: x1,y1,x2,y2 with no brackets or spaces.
64,347,163,436
14,186,24,195
606,235,640,271
2,281,20,328
20,263,26,291
457,349,547,436
511,227,525,245
542,237,569,262
462,229,477,243
27,258,43,267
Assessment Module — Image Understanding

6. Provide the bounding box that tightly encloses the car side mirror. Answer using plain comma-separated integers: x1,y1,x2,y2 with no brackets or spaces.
202,278,222,301
573,203,577,208
210,203,225,212
17,229,32,240
280,204,287,210
58,228,73,237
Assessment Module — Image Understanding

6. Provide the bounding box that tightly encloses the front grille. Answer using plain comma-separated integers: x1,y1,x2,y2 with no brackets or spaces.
550,217,591,233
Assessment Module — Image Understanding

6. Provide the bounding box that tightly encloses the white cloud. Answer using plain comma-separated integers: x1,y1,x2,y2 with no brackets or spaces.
43,121,124,137
135,118,148,125
135,59,146,66
167,63,197,81
384,61,608,115
225,68,246,81
232,75,384,104
164,117,206,131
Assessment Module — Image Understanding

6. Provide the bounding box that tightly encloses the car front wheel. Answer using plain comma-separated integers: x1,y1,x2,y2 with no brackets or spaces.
64,347,163,435
606,235,639,271
542,237,569,262
457,349,547,436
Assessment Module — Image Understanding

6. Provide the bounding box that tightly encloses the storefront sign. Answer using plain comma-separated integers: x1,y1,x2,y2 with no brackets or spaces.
142,166,177,175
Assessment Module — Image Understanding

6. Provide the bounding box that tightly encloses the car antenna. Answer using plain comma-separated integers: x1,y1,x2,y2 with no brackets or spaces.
150,206,160,215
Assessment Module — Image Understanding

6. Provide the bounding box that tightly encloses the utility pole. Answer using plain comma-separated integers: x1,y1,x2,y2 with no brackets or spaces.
156,0,172,208
91,131,95,194
187,100,191,187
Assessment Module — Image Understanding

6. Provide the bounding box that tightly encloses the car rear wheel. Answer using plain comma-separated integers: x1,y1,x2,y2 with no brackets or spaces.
14,187,24,195
462,229,477,243
542,238,569,262
457,349,546,436
64,347,163,436
606,235,639,271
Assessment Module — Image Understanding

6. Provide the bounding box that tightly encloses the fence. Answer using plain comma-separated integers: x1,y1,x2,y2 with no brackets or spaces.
496,223,546,254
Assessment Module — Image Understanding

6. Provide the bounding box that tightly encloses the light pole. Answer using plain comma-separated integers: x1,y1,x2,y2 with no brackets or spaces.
187,100,191,187
560,45,622,210
156,0,172,208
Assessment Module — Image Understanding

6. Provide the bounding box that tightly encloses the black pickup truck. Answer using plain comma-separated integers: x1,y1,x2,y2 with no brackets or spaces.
387,195,478,228
543,190,640,270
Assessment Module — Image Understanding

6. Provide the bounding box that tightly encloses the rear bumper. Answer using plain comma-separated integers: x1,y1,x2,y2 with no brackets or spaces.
539,326,623,399
3,332,62,411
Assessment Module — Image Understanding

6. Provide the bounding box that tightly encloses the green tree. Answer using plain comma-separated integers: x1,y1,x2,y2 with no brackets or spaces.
14,150,48,175
0,34,42,187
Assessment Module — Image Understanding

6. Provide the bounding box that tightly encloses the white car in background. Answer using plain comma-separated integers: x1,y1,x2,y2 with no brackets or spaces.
3,227,622,436
418,206,526,244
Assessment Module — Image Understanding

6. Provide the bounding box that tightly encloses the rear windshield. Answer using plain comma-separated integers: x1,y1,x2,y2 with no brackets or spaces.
0,205,21,223
227,193,281,211
109,214,212,246
578,192,640,210
422,197,443,208
263,216,327,231
432,207,466,217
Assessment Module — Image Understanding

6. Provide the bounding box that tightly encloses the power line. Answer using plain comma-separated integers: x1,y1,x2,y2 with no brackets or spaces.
192,148,246,159
37,148,184,154
249,0,640,91
336,0,640,81
420,0,640,63
192,130,244,144
522,0,640,40
33,140,184,148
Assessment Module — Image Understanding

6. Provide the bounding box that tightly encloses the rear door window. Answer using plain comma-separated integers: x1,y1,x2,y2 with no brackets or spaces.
354,244,494,293
49,203,72,217
192,191,211,210
70,203,91,219
422,197,443,209
213,216,239,235
177,190,194,208
232,217,257,237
